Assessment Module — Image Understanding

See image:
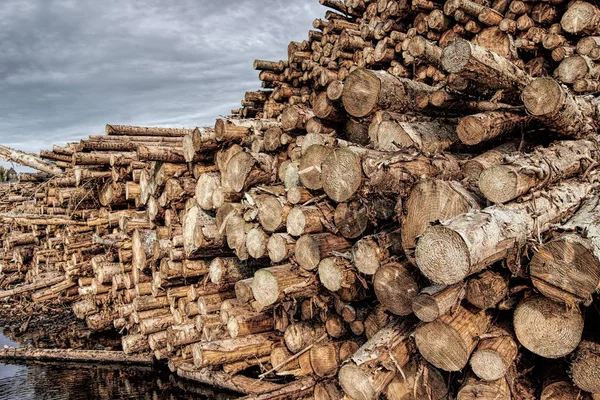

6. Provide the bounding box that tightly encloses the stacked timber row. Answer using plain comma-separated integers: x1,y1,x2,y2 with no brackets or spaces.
1,0,600,398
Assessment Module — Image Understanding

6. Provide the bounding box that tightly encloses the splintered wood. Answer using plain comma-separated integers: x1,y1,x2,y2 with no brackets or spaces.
1,0,600,399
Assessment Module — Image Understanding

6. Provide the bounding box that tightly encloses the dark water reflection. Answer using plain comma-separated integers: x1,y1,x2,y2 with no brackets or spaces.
0,332,235,400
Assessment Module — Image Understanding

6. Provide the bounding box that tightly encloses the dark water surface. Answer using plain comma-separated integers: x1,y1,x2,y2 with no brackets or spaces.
0,332,234,400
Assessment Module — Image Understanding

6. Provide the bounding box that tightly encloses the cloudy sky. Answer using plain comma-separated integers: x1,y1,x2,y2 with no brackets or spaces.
0,0,323,170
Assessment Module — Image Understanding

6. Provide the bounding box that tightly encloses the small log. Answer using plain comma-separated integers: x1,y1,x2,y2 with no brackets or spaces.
412,283,465,322
0,347,153,365
414,305,491,371
469,326,518,381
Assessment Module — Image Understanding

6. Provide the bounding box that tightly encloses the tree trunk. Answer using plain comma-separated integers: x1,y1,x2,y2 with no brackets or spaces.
0,144,62,175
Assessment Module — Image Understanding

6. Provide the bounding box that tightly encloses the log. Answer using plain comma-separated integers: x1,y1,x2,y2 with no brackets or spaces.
341,69,437,118
0,144,62,175
251,264,318,307
0,347,153,365
384,359,448,400
513,295,583,358
414,305,491,371
295,233,351,271
561,1,600,35
106,124,192,137
412,283,465,322
401,179,481,263
338,318,415,400
177,363,282,395
373,262,420,316
469,326,518,381
571,341,600,394
192,332,281,367
457,376,511,400
522,77,600,136
416,175,600,284
456,111,528,145
465,270,509,309
530,197,600,305
479,136,600,203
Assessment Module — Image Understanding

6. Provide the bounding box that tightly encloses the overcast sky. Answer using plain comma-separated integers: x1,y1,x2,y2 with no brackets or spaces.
0,0,323,171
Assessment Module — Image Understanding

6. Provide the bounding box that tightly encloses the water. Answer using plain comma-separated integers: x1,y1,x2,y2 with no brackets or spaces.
0,332,235,400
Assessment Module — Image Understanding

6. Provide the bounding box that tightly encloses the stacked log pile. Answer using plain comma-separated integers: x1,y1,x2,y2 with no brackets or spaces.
1,0,600,398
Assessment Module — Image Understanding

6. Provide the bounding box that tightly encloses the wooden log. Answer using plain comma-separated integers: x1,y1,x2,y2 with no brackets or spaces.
541,381,589,400
571,341,600,394
469,326,518,381
0,145,62,175
177,363,282,395
513,295,583,358
373,262,419,316
106,124,192,137
465,270,509,309
457,376,511,400
530,197,600,305
341,69,437,118
497,132,600,199
522,77,600,136
401,179,481,263
251,264,318,307
456,111,528,145
441,38,532,93
192,332,281,367
295,233,351,271
416,176,600,284
412,283,465,323
414,305,491,371
284,322,327,354
462,141,519,182
338,318,415,400
384,359,448,400
0,347,153,365
351,230,402,275
561,1,600,35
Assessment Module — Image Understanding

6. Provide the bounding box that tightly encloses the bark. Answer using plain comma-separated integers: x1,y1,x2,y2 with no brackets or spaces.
341,69,437,118
415,305,491,371
416,175,600,284
480,136,600,204
513,295,583,358
522,77,600,136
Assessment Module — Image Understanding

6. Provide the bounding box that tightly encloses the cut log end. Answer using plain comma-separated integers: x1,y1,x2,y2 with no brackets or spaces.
322,148,362,203
441,38,472,74
571,341,600,394
469,349,508,381
251,269,279,306
414,319,470,371
479,165,521,204
522,77,564,117
295,235,321,271
514,296,584,359
341,69,381,118
415,225,470,285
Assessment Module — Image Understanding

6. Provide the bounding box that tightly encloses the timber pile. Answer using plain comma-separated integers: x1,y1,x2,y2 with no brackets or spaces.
0,0,600,399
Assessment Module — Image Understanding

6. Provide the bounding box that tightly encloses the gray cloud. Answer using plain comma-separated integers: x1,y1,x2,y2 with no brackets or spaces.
0,0,323,171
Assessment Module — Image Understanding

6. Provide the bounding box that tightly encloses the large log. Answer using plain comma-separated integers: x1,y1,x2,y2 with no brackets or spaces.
0,145,62,175
416,175,600,284
530,196,600,305
341,69,437,118
106,124,192,137
479,136,600,204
